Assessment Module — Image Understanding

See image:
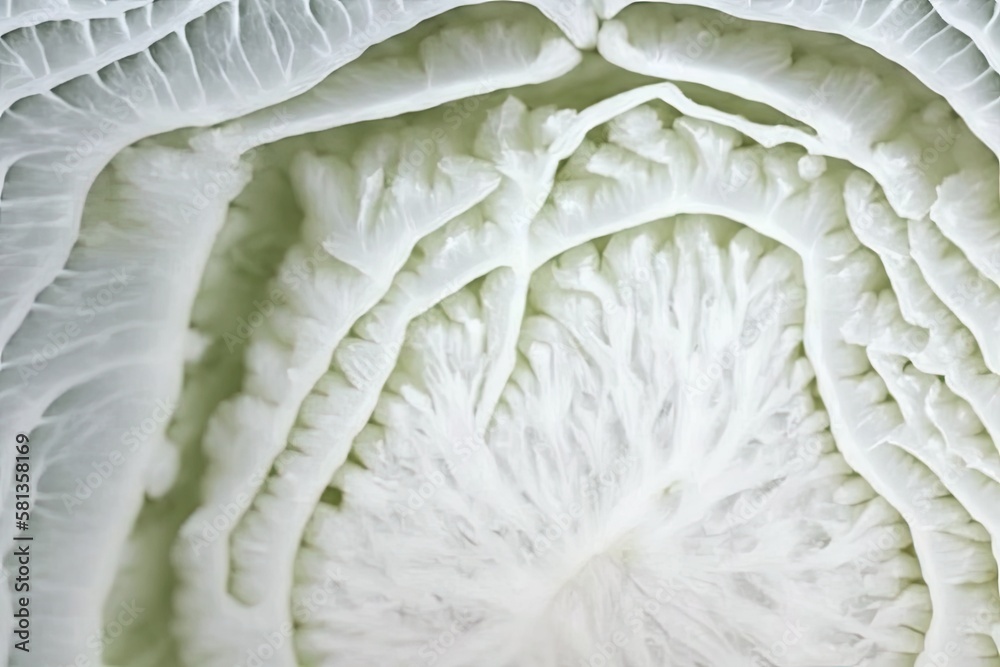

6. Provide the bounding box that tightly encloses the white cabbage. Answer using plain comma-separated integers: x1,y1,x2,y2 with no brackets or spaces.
1,1,999,666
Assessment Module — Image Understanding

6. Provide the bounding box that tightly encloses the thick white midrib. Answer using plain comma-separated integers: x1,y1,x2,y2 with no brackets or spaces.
613,0,1000,162
472,256,531,434
1,151,247,667
597,35,912,206
206,37,584,156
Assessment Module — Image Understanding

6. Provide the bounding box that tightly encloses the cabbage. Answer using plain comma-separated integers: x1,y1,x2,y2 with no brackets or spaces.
1,1,999,666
